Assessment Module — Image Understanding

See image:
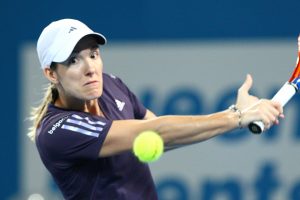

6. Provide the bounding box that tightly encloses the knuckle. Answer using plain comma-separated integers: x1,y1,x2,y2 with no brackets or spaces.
261,99,268,104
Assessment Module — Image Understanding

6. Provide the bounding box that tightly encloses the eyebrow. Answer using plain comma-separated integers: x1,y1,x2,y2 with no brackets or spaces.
61,45,100,64
72,44,99,54
70,45,99,54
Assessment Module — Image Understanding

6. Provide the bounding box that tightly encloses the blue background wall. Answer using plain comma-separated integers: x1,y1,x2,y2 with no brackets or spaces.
0,0,299,199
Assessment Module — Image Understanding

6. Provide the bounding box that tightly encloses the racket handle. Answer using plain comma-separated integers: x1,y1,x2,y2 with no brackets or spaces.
248,82,298,134
248,121,264,134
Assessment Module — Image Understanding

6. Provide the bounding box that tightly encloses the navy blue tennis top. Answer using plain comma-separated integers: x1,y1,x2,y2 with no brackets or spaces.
36,73,158,200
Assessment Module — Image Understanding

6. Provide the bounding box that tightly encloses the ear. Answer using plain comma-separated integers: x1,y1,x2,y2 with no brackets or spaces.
43,68,59,84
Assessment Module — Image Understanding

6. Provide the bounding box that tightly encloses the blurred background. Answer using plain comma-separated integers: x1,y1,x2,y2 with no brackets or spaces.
1,0,300,199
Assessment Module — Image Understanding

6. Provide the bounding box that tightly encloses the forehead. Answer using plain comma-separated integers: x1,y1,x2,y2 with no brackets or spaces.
73,35,99,53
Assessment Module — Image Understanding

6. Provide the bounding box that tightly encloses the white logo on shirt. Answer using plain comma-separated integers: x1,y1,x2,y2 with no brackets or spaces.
109,74,116,79
61,114,106,137
115,99,125,111
48,116,68,134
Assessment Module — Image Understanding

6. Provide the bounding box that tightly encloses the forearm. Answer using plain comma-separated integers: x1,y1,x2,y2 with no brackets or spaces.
155,110,239,148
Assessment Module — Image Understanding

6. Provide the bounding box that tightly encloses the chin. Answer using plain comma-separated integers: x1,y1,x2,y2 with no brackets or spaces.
84,96,98,101
85,91,102,100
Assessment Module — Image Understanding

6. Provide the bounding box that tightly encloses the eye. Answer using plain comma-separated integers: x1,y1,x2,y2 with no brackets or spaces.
90,49,99,59
68,56,78,65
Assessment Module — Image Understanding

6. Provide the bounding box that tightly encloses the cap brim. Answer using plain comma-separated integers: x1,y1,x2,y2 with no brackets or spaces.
52,32,106,63
92,32,106,45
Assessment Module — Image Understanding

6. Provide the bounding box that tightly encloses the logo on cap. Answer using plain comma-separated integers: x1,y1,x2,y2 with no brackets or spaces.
68,26,77,33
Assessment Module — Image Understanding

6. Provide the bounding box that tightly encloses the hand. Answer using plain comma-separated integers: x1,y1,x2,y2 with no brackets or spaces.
241,99,284,129
235,74,284,129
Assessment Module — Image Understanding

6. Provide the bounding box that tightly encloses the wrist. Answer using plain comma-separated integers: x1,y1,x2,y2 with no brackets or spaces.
228,104,243,129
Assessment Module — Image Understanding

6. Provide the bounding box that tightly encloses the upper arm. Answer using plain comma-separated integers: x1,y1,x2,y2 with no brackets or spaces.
99,119,150,157
99,110,157,157
38,113,112,162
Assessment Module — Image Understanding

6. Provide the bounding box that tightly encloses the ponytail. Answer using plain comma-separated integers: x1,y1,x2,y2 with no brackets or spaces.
28,63,58,142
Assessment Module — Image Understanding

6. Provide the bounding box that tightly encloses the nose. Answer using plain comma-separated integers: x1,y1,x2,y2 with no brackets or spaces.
84,58,96,77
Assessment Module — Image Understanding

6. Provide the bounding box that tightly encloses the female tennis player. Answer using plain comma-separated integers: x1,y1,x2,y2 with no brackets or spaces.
28,18,283,200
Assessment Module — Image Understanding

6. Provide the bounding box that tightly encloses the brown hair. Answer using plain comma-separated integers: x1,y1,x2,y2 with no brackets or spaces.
28,63,58,141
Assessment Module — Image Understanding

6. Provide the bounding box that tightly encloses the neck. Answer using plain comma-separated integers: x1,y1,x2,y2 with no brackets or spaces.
55,97,103,116
84,99,102,116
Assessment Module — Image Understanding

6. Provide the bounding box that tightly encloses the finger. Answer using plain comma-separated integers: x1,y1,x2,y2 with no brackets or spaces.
265,103,280,118
260,115,271,130
238,74,253,94
269,102,285,122
272,101,284,114
265,111,277,126
261,111,273,126
262,103,282,128
261,112,273,129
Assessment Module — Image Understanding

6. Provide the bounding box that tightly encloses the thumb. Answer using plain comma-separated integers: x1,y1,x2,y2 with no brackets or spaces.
239,74,253,94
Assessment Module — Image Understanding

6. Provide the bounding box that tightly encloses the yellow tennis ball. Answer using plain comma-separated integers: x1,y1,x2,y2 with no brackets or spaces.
133,130,164,163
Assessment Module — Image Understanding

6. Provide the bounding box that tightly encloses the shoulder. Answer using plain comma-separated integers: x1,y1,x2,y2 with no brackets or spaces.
39,106,111,137
102,73,129,92
37,105,112,147
103,73,123,84
36,106,113,162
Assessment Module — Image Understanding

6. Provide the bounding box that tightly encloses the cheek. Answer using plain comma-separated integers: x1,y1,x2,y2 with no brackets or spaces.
97,59,104,72
58,71,82,88
64,74,79,83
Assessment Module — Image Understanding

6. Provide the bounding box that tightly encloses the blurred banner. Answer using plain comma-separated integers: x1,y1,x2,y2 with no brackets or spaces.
17,39,300,200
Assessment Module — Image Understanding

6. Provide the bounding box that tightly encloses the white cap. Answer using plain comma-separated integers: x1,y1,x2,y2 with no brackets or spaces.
37,19,106,69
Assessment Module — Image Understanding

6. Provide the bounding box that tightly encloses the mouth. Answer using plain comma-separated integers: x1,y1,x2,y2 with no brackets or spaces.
83,80,99,86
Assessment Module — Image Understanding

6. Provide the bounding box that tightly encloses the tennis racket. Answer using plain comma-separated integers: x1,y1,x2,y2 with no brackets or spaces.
249,35,300,134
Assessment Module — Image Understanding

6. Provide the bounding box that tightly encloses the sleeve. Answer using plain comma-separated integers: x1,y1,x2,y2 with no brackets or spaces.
39,113,112,163
113,75,147,119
